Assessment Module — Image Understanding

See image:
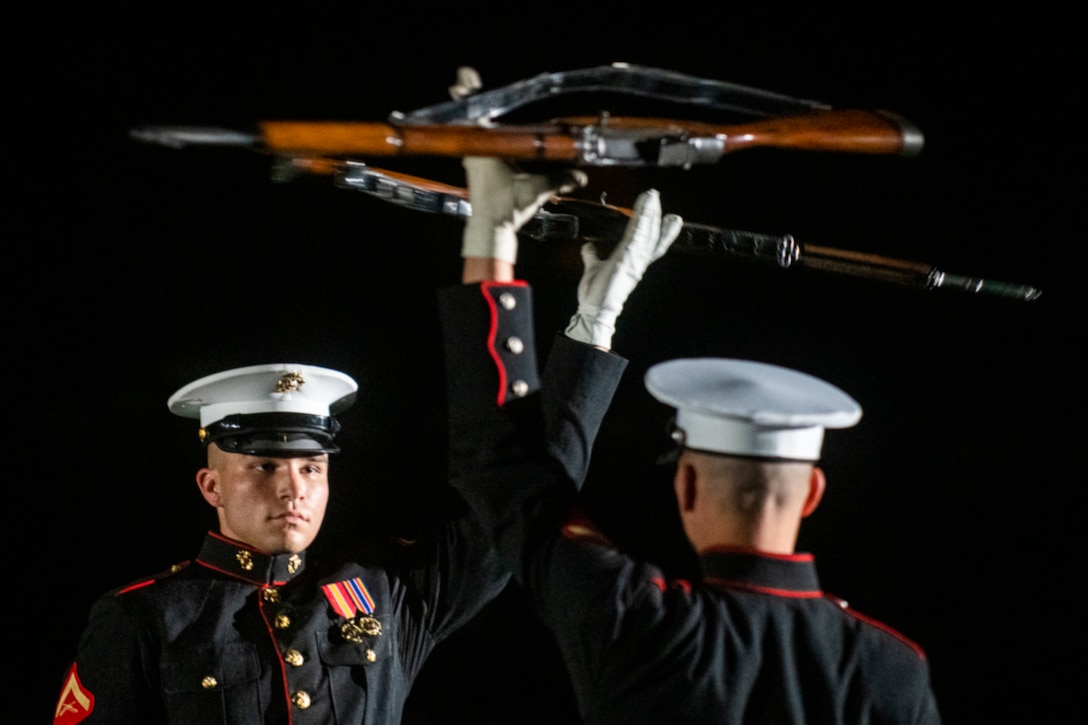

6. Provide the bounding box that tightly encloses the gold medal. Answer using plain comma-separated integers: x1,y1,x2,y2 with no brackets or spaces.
340,620,365,643
340,613,381,643
358,615,382,637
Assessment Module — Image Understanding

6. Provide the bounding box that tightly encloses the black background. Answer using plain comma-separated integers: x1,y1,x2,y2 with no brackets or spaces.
24,8,1072,723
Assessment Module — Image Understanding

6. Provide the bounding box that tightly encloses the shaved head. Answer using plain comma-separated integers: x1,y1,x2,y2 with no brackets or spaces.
674,449,826,554
684,451,814,515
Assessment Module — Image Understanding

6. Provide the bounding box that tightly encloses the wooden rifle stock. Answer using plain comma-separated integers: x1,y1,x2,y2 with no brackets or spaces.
256,108,921,163
131,64,922,165
260,121,577,161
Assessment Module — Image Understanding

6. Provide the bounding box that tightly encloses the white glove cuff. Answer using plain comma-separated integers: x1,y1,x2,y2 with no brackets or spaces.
565,309,618,349
462,221,519,264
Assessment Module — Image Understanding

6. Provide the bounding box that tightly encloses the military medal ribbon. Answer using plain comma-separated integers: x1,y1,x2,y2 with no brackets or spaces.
322,577,376,618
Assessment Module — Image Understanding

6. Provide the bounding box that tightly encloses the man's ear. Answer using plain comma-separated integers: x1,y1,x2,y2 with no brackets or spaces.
801,466,826,518
195,467,223,508
674,461,697,513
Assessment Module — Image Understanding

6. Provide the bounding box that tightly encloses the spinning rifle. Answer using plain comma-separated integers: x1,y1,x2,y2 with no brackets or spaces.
131,63,1040,301
291,161,1041,301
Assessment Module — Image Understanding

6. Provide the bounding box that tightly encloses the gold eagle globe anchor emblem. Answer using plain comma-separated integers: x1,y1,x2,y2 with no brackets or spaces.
340,614,382,643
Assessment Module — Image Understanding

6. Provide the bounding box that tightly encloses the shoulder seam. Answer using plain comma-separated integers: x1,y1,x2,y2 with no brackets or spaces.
113,560,191,595
829,595,927,661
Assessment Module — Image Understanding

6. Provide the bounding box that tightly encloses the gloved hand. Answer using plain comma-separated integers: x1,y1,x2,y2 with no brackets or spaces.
565,189,683,349
462,157,588,264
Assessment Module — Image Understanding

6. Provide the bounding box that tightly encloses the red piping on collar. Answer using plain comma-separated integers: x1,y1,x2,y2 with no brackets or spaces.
209,530,260,551
704,576,823,598
701,545,814,563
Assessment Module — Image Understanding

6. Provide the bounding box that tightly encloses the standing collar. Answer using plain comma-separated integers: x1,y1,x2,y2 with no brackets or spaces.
196,531,307,585
700,547,821,596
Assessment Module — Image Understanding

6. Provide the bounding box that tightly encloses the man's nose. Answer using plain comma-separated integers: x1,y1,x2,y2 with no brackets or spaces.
279,467,308,501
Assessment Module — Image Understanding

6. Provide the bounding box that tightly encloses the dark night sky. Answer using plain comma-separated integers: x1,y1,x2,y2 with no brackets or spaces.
22,8,1072,723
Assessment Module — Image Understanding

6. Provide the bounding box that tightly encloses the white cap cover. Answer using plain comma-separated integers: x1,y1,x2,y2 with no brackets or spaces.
644,358,861,461
168,363,358,455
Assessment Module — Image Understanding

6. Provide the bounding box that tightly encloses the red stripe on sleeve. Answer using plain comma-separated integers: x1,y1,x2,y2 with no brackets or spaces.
479,280,528,406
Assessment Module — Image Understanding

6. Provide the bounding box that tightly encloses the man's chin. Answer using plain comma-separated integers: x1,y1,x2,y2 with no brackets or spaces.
274,537,311,554
261,528,315,555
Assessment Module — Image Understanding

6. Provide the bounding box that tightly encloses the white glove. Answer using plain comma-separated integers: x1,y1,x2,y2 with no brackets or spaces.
448,66,482,100
462,157,588,264
565,189,683,349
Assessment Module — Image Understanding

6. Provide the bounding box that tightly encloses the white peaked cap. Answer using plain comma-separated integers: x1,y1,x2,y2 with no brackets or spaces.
168,363,358,427
167,363,358,456
644,358,861,462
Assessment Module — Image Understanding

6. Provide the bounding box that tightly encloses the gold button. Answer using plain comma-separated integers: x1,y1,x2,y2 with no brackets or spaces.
201,676,218,690
292,691,312,709
275,613,291,629
498,292,516,310
366,648,377,663
284,649,305,667
505,336,524,354
262,588,280,603
511,380,529,397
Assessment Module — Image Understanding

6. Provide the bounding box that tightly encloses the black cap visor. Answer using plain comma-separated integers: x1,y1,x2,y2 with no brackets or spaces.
203,412,342,457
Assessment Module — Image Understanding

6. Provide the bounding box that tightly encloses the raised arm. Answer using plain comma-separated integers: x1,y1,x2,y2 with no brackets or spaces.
439,154,681,551
541,188,682,483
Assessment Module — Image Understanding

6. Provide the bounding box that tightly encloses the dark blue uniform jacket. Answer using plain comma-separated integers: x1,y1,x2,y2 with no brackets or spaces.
438,281,943,725
55,314,624,725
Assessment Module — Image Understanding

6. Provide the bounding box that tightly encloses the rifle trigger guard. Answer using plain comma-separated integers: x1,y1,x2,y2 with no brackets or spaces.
521,210,580,241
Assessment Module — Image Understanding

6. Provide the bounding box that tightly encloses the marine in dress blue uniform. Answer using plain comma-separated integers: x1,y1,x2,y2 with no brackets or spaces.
440,175,943,723
56,344,623,723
